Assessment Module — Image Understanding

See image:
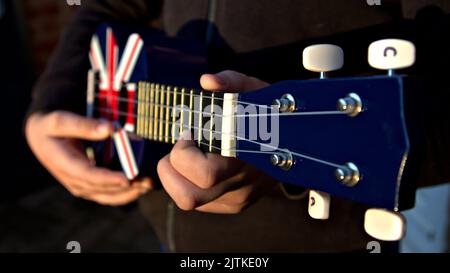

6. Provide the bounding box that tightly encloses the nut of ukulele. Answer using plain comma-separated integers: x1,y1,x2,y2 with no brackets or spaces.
303,44,344,79
368,39,416,76
308,190,331,220
364,208,406,241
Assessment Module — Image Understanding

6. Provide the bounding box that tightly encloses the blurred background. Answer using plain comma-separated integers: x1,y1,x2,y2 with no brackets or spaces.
0,0,159,252
0,0,448,253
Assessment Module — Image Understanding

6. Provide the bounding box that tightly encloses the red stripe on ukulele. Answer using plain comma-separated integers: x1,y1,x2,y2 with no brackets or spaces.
126,87,135,127
121,37,141,84
107,30,119,121
118,129,136,178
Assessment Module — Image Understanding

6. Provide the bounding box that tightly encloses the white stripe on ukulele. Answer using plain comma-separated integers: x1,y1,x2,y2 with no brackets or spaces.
89,35,107,89
113,124,139,180
114,34,143,91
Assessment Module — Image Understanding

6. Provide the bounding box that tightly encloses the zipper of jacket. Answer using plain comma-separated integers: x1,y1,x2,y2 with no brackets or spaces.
205,0,217,47
167,200,176,252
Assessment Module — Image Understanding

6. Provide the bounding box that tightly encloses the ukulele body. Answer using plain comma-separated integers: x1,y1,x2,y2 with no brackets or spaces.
88,23,208,182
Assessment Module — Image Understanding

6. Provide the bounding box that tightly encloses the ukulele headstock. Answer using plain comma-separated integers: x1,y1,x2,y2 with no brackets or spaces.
235,40,416,241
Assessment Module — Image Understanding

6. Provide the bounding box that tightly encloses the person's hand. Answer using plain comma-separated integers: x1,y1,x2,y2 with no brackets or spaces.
25,111,152,206
157,70,278,214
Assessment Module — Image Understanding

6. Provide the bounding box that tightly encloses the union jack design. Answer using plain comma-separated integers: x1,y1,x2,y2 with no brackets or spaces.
89,26,144,132
88,26,145,180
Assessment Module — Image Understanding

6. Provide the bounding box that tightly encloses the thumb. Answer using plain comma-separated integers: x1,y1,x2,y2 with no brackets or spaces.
46,111,112,140
200,70,269,93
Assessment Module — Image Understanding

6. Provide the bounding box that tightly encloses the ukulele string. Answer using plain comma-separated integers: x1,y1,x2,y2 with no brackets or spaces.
94,90,274,110
158,136,280,156
95,107,346,169
94,94,345,118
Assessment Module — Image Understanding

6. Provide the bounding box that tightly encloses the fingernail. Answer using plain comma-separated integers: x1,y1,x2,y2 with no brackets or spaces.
96,121,111,135
140,183,152,194
180,130,192,141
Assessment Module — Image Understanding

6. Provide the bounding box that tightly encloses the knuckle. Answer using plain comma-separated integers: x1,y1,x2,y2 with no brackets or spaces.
74,116,93,133
157,158,169,176
222,69,234,75
68,188,83,198
232,197,250,209
234,190,252,207
227,205,245,214
91,195,120,206
201,165,220,189
47,112,63,131
169,147,183,165
91,197,111,206
175,192,197,211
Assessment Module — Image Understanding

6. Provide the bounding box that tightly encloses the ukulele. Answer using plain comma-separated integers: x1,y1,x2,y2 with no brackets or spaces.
86,23,420,242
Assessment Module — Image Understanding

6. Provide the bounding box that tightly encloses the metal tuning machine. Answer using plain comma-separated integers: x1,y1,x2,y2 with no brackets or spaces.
302,44,344,220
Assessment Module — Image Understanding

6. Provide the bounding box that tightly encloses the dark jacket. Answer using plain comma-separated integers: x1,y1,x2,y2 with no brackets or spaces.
28,0,450,252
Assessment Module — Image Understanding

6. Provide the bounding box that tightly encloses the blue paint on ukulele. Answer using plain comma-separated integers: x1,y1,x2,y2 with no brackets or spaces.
238,76,409,210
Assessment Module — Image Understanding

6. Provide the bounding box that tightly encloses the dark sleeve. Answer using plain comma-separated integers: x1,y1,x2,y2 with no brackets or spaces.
26,0,162,118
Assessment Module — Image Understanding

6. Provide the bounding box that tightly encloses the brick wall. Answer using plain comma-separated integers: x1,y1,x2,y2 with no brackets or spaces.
20,0,79,74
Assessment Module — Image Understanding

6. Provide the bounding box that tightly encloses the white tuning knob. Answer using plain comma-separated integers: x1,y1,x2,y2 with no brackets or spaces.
364,208,406,241
303,44,344,79
368,39,416,76
308,190,330,220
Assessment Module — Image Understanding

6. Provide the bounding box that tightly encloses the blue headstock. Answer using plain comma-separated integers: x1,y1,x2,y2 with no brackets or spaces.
237,75,409,211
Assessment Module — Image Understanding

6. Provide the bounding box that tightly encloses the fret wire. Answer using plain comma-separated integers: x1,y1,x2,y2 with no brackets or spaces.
153,84,160,140
141,83,147,138
141,83,148,136
138,84,143,138
197,91,203,147
172,87,178,144
144,83,152,139
140,82,146,137
148,83,154,139
136,82,142,136
165,86,171,143
188,89,194,133
209,93,215,152
180,88,186,135
142,83,147,138
140,83,148,137
159,85,165,142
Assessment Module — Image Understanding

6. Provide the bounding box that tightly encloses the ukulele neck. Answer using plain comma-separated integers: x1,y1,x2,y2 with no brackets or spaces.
88,70,239,157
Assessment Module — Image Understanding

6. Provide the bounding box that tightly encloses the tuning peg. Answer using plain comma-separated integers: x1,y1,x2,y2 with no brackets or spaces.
302,44,343,219
364,208,406,241
308,190,330,220
368,39,416,76
303,44,344,79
